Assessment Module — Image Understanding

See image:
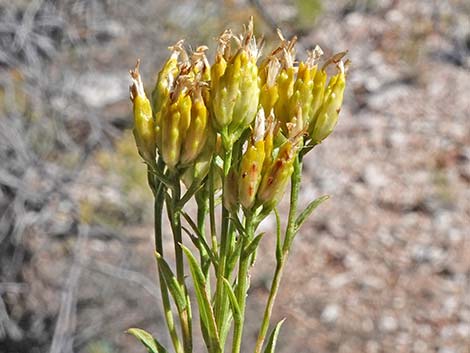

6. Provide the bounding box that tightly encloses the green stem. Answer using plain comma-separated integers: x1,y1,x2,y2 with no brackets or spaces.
170,176,193,353
253,257,286,353
231,213,255,353
196,191,210,277
152,172,183,353
208,165,218,256
284,154,302,252
214,147,233,334
254,155,303,353
171,179,184,283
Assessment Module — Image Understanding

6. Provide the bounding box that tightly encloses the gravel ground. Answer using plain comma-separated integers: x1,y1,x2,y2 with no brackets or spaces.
0,1,469,353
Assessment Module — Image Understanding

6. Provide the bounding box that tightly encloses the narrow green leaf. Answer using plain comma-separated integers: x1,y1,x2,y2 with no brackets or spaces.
219,304,233,349
230,216,246,237
147,164,172,188
181,211,218,269
262,319,286,353
222,278,241,321
182,226,212,280
178,179,204,209
242,232,265,259
127,328,168,353
181,245,221,351
182,225,198,244
226,237,243,277
274,208,282,262
219,276,237,346
295,195,329,231
155,252,187,313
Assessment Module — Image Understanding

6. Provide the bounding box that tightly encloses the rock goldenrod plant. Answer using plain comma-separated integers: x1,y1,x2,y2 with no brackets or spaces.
128,18,348,353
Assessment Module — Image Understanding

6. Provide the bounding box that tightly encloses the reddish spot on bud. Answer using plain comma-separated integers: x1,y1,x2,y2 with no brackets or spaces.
248,186,254,196
251,163,257,172
272,160,284,175
336,108,341,114
267,176,274,186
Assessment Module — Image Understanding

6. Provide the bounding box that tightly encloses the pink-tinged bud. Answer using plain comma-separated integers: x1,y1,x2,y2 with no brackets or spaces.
238,110,266,210
256,134,302,210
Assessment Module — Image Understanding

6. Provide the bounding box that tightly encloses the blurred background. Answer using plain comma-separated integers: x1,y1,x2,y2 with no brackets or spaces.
0,0,469,352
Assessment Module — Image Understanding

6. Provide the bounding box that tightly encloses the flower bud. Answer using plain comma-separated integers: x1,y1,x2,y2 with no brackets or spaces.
157,81,192,169
310,61,346,144
180,84,210,165
223,169,239,211
211,29,230,89
259,57,280,116
272,32,297,132
130,61,156,164
153,43,213,171
288,46,323,130
211,18,261,147
261,112,276,175
273,64,295,131
238,110,266,210
152,41,182,115
257,144,295,209
308,68,327,132
257,130,302,210
190,46,211,82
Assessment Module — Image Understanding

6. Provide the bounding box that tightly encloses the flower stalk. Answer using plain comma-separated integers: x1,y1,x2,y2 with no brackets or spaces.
254,154,302,353
152,173,184,353
168,173,193,353
232,211,255,353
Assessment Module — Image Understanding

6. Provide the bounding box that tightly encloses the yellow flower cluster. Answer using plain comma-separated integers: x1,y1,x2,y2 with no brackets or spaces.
130,18,347,210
